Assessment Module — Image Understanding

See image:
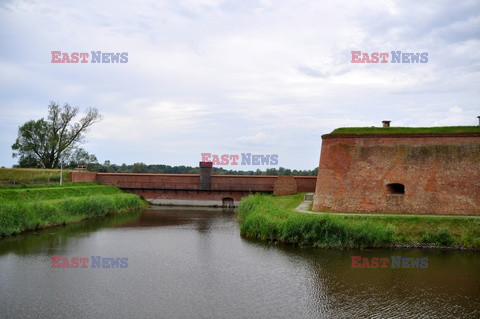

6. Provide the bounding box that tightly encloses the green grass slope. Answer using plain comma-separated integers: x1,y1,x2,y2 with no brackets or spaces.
0,183,147,236
238,193,480,249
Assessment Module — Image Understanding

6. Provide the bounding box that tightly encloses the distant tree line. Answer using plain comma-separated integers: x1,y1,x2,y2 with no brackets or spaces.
88,161,318,176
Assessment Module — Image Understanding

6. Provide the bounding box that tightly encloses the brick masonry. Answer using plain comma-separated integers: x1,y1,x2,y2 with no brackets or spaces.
70,172,97,182
294,176,318,192
274,176,297,195
312,133,480,215
70,171,317,206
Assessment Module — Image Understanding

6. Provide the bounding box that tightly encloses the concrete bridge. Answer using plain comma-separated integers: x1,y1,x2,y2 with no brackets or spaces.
71,162,317,207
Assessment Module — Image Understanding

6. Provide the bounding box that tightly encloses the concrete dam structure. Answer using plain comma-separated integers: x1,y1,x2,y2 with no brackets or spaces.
313,130,480,215
71,162,317,207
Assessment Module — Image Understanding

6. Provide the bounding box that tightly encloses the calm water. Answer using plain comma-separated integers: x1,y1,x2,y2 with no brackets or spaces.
1,207,479,319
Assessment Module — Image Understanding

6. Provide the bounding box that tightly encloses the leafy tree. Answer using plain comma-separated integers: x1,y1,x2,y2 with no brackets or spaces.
65,147,98,169
266,168,278,175
11,102,101,168
132,162,148,173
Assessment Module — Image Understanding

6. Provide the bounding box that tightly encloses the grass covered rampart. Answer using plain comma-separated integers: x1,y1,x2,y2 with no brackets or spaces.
329,126,480,135
0,168,72,185
0,183,147,236
238,193,480,249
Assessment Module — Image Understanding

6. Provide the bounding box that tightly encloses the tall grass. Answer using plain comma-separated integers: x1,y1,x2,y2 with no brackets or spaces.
0,184,147,236
239,194,395,248
238,193,480,249
0,183,121,201
0,168,72,185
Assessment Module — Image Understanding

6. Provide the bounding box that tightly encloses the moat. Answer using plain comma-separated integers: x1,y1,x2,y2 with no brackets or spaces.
1,207,479,318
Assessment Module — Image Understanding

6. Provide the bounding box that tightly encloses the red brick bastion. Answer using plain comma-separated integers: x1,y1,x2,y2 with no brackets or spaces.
313,132,480,215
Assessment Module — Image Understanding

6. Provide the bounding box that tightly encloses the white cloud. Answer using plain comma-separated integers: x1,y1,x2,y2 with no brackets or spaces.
449,106,463,114
1,0,479,169
235,132,269,144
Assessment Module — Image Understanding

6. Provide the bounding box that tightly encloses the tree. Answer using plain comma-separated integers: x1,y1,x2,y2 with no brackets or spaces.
64,147,98,169
132,162,148,173
12,102,102,168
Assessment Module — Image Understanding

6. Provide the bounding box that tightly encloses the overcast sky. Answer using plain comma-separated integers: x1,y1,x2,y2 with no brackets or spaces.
1,0,479,170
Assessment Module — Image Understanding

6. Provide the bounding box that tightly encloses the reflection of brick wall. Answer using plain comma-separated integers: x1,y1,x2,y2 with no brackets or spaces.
313,133,480,215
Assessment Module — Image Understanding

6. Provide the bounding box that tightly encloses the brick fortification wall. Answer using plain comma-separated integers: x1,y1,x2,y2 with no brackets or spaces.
293,176,318,192
70,172,317,192
313,133,480,215
96,173,200,189
70,172,317,205
211,175,277,191
70,172,97,182
274,176,297,195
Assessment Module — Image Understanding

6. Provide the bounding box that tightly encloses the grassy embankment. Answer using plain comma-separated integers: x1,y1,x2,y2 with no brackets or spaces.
0,168,72,185
0,183,147,237
330,126,480,135
238,193,480,249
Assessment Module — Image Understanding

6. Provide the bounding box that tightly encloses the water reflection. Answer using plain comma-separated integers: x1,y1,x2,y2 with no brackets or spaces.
0,211,143,256
113,206,235,230
0,207,479,319
299,249,480,318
